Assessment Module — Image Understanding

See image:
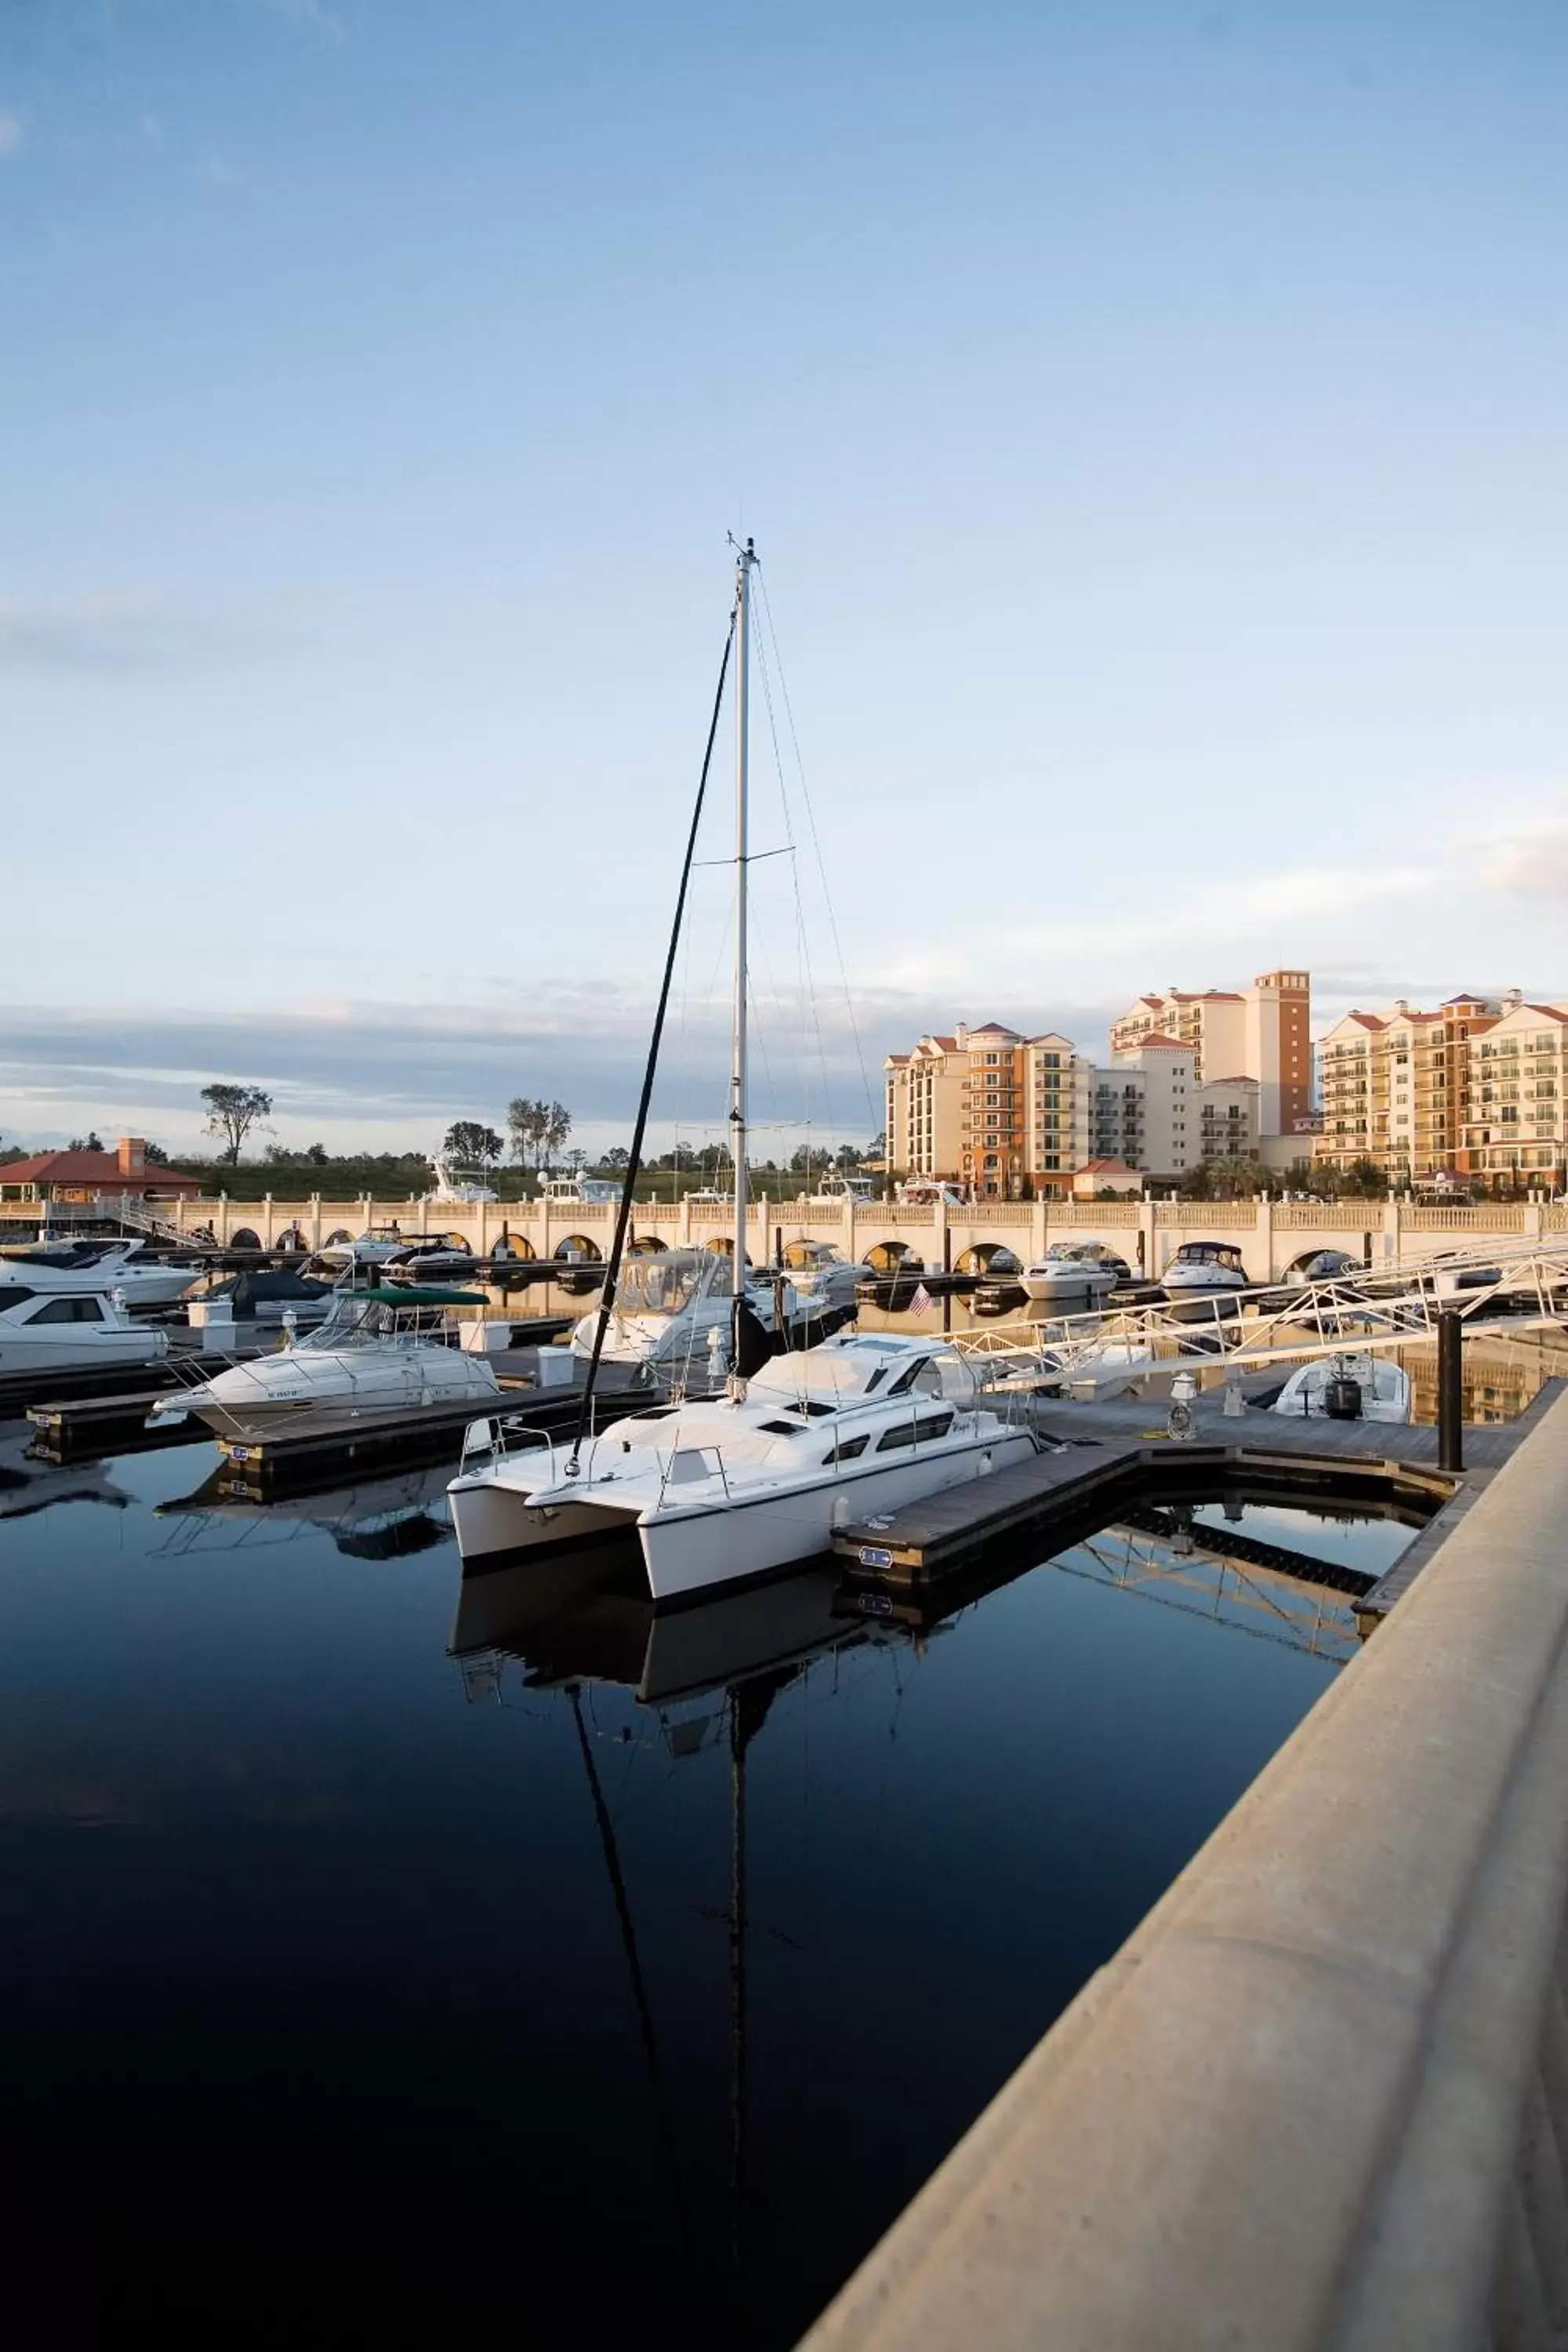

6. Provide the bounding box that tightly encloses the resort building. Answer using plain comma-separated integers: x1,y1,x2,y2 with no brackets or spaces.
1108,1038,1196,1177
1459,1000,1568,1187
1196,1075,1261,1164
1110,971,1311,1135
1310,991,1568,1187
885,1022,1094,1196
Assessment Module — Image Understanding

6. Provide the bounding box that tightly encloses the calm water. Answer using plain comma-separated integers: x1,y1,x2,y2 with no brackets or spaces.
0,1423,1411,2347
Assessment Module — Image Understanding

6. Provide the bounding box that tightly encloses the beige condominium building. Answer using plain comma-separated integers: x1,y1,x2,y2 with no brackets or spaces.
884,1022,1093,1196
1110,970,1311,1135
1460,998,1568,1186
1311,990,1568,1186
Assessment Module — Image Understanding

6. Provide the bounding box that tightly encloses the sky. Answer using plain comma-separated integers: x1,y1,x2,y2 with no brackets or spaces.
3,0,1566,1158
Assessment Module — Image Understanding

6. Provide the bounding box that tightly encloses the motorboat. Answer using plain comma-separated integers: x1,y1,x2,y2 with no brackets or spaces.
566,1246,819,1370
0,1238,201,1309
1019,1245,1120,1306
805,1173,877,1206
449,1330,1038,1602
0,1284,171,1378
1161,1241,1250,1295
316,1225,413,1269
154,1284,503,1428
1033,1338,1155,1399
539,1177,622,1207
1271,1352,1412,1424
780,1240,872,1312
896,1181,967,1207
426,1153,497,1205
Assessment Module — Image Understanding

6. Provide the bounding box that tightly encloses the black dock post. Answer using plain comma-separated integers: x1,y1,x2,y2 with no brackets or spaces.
942,1224,953,1334
1438,1308,1464,1472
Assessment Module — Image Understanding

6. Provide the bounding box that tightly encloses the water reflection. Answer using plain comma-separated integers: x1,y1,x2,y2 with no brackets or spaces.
0,1417,1405,2349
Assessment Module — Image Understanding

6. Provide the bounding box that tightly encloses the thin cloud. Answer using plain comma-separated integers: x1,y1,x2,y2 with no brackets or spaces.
0,596,292,673
252,0,347,40
0,109,24,159
1479,819,1568,902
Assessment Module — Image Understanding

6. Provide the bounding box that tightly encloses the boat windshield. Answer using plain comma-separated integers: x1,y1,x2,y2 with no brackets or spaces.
1178,1243,1242,1267
615,1250,728,1317
309,1295,457,1347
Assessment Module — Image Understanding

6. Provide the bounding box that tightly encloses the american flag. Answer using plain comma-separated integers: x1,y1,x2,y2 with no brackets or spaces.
909,1281,934,1316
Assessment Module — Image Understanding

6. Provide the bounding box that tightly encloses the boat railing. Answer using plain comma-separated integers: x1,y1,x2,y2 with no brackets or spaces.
459,1415,557,1476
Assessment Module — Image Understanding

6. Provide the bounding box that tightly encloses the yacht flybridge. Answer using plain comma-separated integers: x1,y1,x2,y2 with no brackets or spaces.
450,1331,1035,1602
451,539,1036,1599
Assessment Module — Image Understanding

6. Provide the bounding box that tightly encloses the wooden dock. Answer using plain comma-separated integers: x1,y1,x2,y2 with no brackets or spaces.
832,1381,1566,1620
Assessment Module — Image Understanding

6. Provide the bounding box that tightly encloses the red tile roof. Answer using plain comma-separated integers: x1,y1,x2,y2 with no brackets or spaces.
1078,1158,1141,1173
0,1149,200,1189
1129,1033,1189,1051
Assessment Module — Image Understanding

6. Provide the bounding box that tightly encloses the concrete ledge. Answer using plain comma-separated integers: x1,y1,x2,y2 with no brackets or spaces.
800,1388,1568,2351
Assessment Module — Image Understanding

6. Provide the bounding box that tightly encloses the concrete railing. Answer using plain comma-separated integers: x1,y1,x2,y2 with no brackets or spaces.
802,1388,1568,2352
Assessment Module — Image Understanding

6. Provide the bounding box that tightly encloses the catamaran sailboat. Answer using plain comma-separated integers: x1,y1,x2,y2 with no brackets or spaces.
449,1329,1035,1600
450,541,1037,1599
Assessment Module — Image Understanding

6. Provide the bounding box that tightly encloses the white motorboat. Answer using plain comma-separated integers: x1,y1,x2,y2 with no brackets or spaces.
1035,1338,1154,1399
315,1225,412,1269
539,1177,622,1207
1019,1246,1120,1307
450,1330,1037,1602
0,1285,170,1378
567,1246,817,1370
155,1284,502,1428
1161,1241,1250,1295
805,1173,877,1206
897,1181,967,1207
0,1238,201,1309
1271,1352,1412,1424
426,1153,497,1205
781,1240,872,1312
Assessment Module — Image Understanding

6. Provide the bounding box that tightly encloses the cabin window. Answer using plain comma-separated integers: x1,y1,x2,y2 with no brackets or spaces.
789,1399,835,1418
887,1357,942,1398
31,1296,104,1323
875,1411,954,1452
823,1434,869,1464
757,1419,801,1436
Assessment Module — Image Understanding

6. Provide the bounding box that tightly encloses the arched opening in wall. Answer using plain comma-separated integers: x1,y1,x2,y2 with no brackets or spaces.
955,1243,1021,1277
867,1240,924,1275
437,1232,473,1255
1285,1247,1363,1283
491,1233,537,1263
277,1226,307,1253
229,1228,263,1254
629,1235,666,1255
554,1235,603,1265
325,1229,355,1249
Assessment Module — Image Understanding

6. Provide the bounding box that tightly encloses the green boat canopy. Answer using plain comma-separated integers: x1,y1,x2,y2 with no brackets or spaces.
343,1285,490,1307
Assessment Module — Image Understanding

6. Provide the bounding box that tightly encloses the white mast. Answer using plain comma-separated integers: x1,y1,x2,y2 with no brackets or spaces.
730,536,756,1344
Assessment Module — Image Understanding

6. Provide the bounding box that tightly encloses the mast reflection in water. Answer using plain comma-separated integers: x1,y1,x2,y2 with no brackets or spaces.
0,1432,1399,2347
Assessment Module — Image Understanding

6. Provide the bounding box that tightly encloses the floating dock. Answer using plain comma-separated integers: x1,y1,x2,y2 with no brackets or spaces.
831,1381,1566,1623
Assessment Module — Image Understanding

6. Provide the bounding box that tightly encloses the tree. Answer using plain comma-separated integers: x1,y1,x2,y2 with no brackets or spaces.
444,1120,503,1168
67,1131,106,1153
201,1084,273,1165
306,1142,328,1167
542,1101,572,1165
506,1097,546,1168
144,1142,169,1164
601,1146,630,1170
564,1147,588,1172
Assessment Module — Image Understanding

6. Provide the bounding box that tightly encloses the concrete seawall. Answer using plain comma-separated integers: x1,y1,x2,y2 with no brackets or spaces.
800,1388,1568,2350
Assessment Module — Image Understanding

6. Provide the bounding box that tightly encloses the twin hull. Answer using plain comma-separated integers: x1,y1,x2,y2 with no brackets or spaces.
449,1425,1036,1604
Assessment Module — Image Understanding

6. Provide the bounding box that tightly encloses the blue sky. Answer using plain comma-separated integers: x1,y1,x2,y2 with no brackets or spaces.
3,0,1566,1155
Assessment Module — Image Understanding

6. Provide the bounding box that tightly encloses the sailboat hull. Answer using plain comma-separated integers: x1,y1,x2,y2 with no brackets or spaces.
450,1427,1036,1602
